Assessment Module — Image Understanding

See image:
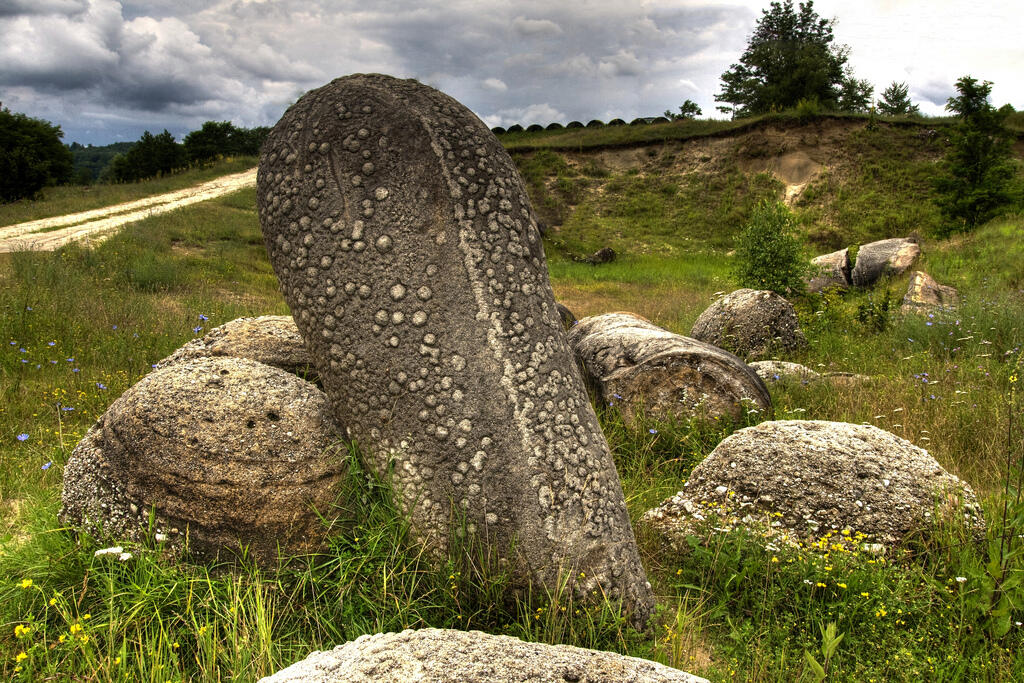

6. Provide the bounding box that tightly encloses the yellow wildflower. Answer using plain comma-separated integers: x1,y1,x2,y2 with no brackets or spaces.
16,652,28,663
114,657,121,665
861,592,870,598
70,623,83,634
14,624,30,637
19,579,33,589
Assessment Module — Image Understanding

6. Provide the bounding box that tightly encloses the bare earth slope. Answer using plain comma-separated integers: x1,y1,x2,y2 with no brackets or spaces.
0,168,256,253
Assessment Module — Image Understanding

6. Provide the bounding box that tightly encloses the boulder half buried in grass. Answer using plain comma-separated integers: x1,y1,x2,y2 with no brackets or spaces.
850,237,920,287
807,247,851,292
60,357,349,565
567,312,771,426
690,289,807,361
259,628,709,683
901,270,959,314
645,420,984,549
256,74,653,625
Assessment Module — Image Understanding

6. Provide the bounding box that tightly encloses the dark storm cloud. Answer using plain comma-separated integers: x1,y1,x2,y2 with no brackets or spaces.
0,0,88,18
915,79,954,108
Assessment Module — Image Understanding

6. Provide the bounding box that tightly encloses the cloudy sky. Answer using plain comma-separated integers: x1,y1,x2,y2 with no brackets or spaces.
1,0,1020,145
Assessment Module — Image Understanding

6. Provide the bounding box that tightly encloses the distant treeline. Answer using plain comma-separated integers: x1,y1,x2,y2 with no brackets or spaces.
71,121,269,184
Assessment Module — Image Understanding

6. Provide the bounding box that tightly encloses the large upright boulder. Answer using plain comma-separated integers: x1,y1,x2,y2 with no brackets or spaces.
60,357,348,565
155,315,314,378
645,420,984,547
256,74,653,623
851,237,920,287
260,629,708,683
567,313,771,425
690,289,806,361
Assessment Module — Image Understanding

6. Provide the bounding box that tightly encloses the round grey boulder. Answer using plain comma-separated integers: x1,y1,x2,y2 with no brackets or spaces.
155,315,314,379
60,357,348,565
850,237,920,287
259,628,708,683
567,313,771,425
690,289,807,361
644,420,984,547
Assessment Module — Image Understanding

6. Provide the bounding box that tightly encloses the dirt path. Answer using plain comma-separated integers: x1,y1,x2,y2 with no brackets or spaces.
0,168,257,253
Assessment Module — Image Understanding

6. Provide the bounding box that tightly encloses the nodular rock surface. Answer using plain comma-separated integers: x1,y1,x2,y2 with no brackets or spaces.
259,628,709,683
690,289,806,361
256,74,653,624
850,237,920,287
60,357,348,565
567,312,771,425
154,315,315,380
645,420,984,548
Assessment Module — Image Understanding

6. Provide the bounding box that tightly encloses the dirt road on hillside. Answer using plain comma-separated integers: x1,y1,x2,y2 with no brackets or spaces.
0,168,257,253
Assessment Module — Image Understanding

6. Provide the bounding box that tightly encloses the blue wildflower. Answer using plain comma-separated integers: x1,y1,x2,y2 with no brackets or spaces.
649,428,658,434
72,368,80,373
41,461,52,471
19,348,26,353
17,433,29,441
47,341,55,346
193,326,203,334
198,314,208,321
96,382,107,390
61,406,74,412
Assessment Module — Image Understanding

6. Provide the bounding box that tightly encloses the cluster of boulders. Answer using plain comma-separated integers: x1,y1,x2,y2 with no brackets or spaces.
808,237,959,316
58,75,983,682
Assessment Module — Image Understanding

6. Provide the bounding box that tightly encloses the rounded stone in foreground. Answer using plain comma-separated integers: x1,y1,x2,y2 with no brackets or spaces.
259,628,708,683
567,313,771,425
155,315,314,379
690,289,806,361
644,420,984,548
748,360,820,383
60,357,348,565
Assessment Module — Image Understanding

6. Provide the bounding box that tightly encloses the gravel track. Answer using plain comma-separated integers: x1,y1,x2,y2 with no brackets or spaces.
0,168,257,253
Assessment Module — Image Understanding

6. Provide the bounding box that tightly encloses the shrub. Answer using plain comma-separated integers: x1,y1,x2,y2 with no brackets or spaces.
566,121,584,129
607,118,626,126
506,124,524,133
545,122,564,130
526,124,544,132
585,120,605,128
491,126,507,135
629,118,649,126
734,200,808,296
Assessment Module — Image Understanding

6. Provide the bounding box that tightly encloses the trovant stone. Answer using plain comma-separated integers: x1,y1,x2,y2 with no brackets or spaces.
155,315,315,379
59,357,348,565
567,313,771,425
259,629,708,683
690,289,807,361
644,420,984,548
901,270,959,314
807,247,851,292
256,74,653,624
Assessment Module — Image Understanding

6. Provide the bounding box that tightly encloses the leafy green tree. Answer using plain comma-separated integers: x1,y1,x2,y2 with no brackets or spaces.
876,81,920,116
734,200,808,295
837,73,873,113
0,106,73,202
716,1,864,116
108,130,184,182
933,76,1016,232
183,121,266,165
663,100,703,120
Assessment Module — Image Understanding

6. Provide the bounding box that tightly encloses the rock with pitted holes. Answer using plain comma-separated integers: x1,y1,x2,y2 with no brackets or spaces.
256,74,653,625
807,247,851,292
155,315,316,380
567,312,771,426
690,289,807,361
851,237,920,287
259,628,709,683
59,357,349,566
644,420,984,548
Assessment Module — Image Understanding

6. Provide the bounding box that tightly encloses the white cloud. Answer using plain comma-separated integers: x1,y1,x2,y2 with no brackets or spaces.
483,77,508,92
512,16,563,37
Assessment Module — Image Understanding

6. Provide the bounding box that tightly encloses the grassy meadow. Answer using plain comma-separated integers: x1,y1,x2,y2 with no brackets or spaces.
1,118,1024,681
